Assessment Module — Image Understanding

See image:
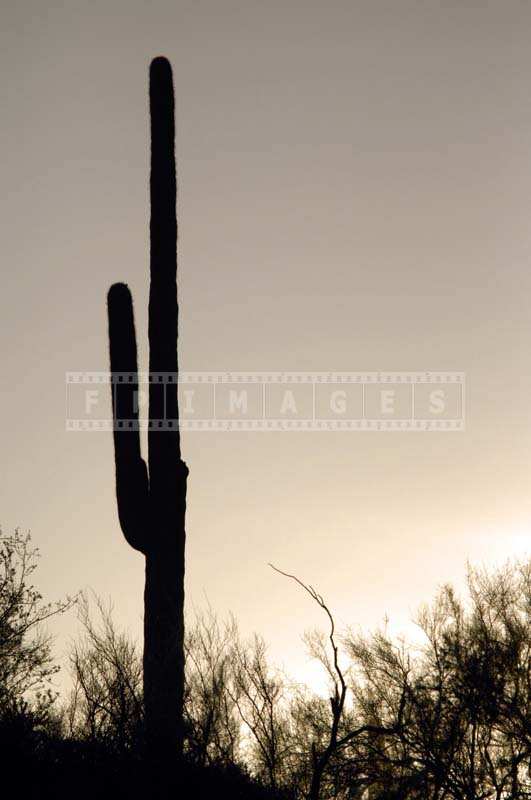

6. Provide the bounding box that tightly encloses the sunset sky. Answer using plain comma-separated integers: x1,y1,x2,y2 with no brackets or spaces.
3,0,531,692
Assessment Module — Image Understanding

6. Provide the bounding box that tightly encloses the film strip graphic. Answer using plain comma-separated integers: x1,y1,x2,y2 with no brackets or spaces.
66,371,465,432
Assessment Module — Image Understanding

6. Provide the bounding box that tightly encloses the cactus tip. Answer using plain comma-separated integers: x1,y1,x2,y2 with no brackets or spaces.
150,56,172,80
108,282,131,303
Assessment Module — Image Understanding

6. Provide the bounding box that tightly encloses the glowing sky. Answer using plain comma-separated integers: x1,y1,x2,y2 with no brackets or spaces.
3,0,531,692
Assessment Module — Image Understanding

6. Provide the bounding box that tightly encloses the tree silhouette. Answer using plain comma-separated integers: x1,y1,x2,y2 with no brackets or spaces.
270,564,406,800
0,527,74,717
107,56,189,767
66,593,143,753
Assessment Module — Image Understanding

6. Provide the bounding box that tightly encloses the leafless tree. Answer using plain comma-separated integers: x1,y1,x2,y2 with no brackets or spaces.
184,608,242,767
271,564,406,800
228,629,296,792
0,528,75,719
344,562,531,799
65,593,143,752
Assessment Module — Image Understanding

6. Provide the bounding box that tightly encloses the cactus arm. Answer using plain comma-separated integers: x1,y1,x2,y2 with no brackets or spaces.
107,282,149,554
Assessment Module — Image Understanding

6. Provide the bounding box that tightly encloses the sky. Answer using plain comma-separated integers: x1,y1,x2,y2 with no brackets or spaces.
3,0,531,693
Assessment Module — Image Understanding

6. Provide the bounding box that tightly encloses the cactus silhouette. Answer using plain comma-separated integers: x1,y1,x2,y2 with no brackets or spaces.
107,57,188,763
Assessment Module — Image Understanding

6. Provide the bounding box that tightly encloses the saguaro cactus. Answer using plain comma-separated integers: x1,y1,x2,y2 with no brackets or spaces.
107,57,188,761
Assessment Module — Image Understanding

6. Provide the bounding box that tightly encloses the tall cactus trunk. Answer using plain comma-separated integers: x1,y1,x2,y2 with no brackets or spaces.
107,56,188,765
